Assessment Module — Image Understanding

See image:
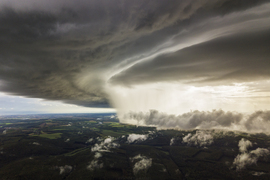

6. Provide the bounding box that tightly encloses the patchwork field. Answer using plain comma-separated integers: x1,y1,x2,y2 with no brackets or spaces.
0,113,270,180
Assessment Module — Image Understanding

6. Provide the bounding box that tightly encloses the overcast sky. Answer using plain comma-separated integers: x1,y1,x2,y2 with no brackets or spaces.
0,0,270,123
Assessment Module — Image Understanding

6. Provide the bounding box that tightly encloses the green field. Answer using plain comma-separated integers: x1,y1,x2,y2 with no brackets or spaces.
101,129,129,137
30,133,62,139
1,114,270,180
108,122,126,127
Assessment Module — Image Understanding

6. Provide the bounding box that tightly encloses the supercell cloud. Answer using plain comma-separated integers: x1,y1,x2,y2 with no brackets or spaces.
0,0,270,131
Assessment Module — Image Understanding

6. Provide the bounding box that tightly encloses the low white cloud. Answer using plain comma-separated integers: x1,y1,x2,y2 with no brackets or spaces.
233,138,270,171
32,142,40,145
65,138,70,142
170,137,176,146
87,160,104,171
252,172,266,176
87,152,103,171
130,154,152,175
2,130,6,134
123,110,270,133
91,136,119,152
238,138,252,153
127,134,148,143
86,138,94,144
94,152,102,159
58,165,72,175
182,130,214,147
250,148,270,157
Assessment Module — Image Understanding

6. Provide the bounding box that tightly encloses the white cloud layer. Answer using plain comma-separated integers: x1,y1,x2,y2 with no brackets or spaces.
123,110,270,133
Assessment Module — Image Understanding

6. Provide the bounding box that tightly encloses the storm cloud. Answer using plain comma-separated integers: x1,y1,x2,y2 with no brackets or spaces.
0,0,268,107
1,0,270,130
110,3,270,86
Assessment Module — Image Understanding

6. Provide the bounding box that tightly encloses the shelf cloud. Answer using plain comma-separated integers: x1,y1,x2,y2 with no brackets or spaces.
1,0,270,130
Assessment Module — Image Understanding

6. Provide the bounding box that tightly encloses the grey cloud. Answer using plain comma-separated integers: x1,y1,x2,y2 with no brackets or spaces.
0,0,268,107
110,22,270,87
123,110,270,133
245,111,270,131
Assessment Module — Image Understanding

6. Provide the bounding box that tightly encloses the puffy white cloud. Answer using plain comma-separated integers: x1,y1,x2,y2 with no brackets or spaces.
127,134,148,143
182,130,214,147
91,136,119,152
250,148,270,157
32,142,40,145
170,137,176,146
85,138,94,144
238,138,252,153
233,139,269,171
87,160,103,171
130,154,152,175
94,152,102,159
59,165,72,175
233,153,257,170
87,152,103,171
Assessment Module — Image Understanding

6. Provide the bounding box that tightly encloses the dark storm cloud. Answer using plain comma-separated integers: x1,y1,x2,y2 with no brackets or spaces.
110,29,270,86
110,2,270,87
0,0,269,107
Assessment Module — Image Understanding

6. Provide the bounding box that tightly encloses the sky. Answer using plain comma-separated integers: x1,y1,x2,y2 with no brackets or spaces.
0,0,270,131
